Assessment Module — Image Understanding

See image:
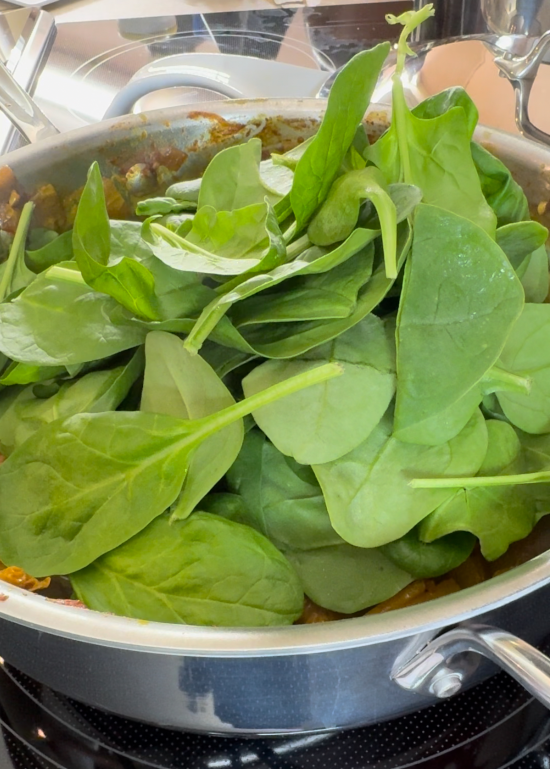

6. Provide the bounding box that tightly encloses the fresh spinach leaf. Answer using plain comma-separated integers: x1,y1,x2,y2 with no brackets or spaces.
198,138,279,211
286,544,412,614
290,43,390,231
165,177,201,203
308,167,398,278
0,362,67,386
144,202,281,278
394,204,524,444
140,331,243,521
183,230,377,353
369,104,495,233
226,429,342,551
0,361,340,574
471,141,530,226
0,262,146,367
26,231,73,273
136,197,195,217
0,202,35,301
520,245,549,303
414,421,536,560
313,408,488,548
242,316,395,464
0,386,34,455
497,304,550,433
73,163,160,321
420,485,535,561
110,220,212,321
239,220,412,359
71,513,304,627
380,526,475,578
259,157,294,199
12,350,143,450
367,11,495,234
411,86,479,139
232,246,374,326
417,421,533,561
496,221,548,274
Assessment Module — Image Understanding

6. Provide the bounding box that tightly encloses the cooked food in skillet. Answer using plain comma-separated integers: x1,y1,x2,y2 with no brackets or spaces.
0,6,548,627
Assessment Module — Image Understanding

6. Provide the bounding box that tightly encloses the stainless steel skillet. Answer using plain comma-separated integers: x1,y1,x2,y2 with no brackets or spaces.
0,98,546,734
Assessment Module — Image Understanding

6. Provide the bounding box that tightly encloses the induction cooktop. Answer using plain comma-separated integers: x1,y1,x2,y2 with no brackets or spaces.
0,655,549,769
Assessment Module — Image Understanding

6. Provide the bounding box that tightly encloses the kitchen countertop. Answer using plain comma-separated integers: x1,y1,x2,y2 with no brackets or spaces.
0,0,404,24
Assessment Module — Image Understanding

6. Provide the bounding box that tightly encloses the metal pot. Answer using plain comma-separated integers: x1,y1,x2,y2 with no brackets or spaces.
410,0,550,146
0,99,550,735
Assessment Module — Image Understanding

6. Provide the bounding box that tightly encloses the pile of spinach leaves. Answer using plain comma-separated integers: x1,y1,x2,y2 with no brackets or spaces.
0,5,547,627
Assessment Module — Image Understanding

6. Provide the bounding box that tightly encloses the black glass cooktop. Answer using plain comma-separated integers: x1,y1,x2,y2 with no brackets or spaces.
0,657,550,769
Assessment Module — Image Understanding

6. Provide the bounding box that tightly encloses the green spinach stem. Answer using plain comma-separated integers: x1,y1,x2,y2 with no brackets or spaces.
0,202,34,301
188,362,343,446
410,470,550,489
286,234,311,260
47,265,87,285
387,5,435,186
150,222,219,259
483,365,531,394
283,221,297,245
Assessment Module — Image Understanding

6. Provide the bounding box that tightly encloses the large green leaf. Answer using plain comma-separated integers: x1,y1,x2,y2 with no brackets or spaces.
242,316,395,464
471,141,530,226
0,361,340,574
313,408,488,548
72,513,303,627
11,351,143,451
498,304,550,433
290,44,390,231
418,420,536,560
367,98,495,234
286,544,412,614
0,263,146,366
198,138,279,211
496,221,548,274
308,167,398,277
394,204,524,444
73,163,160,320
226,429,342,551
145,201,284,278
242,222,412,360
183,229,378,353
232,247,374,326
140,331,243,521
411,86,479,138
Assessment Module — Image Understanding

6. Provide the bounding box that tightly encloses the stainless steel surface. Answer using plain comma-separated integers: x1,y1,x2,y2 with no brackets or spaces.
0,8,56,153
482,0,550,37
411,0,550,144
0,1,67,7
0,58,57,142
0,98,547,732
29,5,405,133
103,53,332,118
494,31,550,145
393,624,550,709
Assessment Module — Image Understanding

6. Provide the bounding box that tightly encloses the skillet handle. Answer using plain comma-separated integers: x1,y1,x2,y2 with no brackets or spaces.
494,30,550,146
392,624,550,707
0,60,58,145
